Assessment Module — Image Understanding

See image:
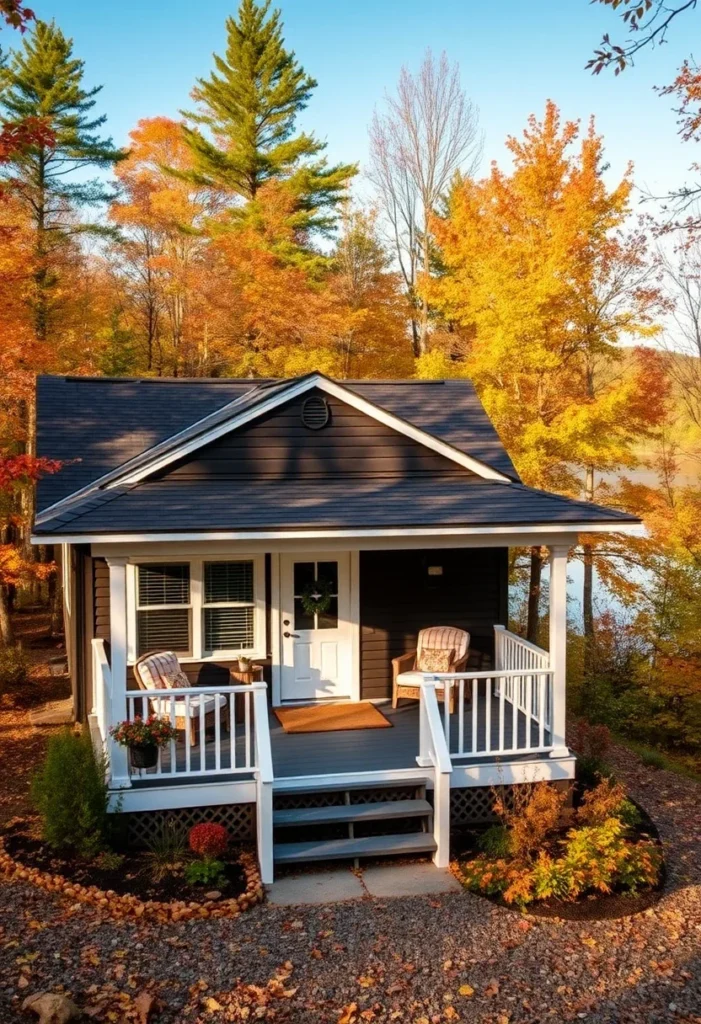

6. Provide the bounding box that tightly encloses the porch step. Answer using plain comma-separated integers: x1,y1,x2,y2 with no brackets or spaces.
274,798,432,828
273,832,437,864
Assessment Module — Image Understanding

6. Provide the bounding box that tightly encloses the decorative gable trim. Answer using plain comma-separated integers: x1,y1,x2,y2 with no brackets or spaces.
110,374,513,488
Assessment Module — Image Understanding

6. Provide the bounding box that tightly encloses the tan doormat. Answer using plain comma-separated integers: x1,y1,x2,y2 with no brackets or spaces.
274,701,392,734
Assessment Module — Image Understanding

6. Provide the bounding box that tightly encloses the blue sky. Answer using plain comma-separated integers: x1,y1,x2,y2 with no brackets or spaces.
19,0,698,205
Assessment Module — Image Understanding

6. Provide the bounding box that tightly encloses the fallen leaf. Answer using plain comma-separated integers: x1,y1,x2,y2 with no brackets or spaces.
458,984,474,997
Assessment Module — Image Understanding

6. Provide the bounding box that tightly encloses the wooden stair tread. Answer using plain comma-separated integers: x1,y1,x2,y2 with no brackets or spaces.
274,798,432,827
273,832,437,863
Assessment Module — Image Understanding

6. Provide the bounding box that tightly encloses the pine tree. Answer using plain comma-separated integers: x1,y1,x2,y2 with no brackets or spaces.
183,0,355,238
0,19,124,342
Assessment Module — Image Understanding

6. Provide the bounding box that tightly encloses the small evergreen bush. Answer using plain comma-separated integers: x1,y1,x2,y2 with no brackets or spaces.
0,643,29,694
32,728,110,858
640,748,666,770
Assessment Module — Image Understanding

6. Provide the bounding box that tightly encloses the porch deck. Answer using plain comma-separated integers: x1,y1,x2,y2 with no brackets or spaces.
130,695,552,785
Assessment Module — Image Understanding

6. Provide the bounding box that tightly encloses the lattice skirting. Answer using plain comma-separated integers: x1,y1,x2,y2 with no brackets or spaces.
450,780,572,827
123,803,256,849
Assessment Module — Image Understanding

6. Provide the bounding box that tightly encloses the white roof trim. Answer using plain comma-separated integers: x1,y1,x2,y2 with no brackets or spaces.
109,373,512,487
32,522,644,545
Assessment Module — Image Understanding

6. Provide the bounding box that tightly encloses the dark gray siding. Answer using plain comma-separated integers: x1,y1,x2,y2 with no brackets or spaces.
359,548,509,700
93,557,111,643
161,390,467,482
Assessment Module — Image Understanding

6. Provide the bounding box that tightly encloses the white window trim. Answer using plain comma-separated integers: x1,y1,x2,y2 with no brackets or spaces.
126,555,266,665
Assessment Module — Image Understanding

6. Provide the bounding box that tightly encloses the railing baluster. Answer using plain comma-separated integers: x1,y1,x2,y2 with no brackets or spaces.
512,676,519,752
485,677,492,753
245,689,251,768
443,678,450,743
526,674,533,751
498,673,505,753
230,693,236,770
169,695,176,775
539,675,545,750
458,678,464,755
185,693,191,774
199,696,206,772
214,693,221,772
471,678,478,754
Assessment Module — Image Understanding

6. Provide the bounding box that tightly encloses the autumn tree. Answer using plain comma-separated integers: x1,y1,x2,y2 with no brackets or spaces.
369,50,481,357
182,0,355,244
110,117,217,376
429,102,666,649
330,206,413,379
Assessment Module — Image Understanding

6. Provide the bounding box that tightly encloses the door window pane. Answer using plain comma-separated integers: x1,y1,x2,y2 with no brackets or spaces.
293,561,315,594
293,597,314,631
317,561,338,593
317,596,338,630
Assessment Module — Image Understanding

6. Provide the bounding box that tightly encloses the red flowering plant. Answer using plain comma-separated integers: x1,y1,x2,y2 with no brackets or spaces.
109,715,177,748
188,823,229,859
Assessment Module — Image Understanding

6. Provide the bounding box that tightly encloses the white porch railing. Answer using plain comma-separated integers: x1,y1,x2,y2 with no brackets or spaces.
125,684,261,779
418,626,553,760
494,624,552,727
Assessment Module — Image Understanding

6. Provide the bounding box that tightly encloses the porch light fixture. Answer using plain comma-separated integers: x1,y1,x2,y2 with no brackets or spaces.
427,566,443,576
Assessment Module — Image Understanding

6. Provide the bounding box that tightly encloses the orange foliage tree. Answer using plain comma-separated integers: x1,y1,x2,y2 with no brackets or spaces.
427,101,668,651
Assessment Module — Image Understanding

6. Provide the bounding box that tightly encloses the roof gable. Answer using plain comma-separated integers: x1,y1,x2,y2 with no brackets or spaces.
159,387,472,482
36,373,518,521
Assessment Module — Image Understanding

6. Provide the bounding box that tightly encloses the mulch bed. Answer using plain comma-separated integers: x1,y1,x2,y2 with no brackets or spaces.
2,820,248,904
451,797,665,922
0,822,263,924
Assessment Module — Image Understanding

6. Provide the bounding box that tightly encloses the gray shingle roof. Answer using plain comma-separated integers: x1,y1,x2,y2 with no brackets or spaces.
33,476,639,536
35,375,518,512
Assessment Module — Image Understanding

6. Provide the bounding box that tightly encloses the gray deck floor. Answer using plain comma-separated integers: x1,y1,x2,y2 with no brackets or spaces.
133,697,551,783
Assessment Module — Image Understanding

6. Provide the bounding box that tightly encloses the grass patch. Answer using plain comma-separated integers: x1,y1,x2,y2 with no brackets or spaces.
616,736,701,783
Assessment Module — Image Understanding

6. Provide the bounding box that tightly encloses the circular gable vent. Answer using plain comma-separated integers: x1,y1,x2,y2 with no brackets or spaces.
301,395,330,430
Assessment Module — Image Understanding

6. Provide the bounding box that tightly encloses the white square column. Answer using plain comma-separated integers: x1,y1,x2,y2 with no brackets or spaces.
106,556,131,789
548,543,570,759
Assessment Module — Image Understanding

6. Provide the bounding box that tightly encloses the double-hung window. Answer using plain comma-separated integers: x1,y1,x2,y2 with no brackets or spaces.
203,560,255,655
131,558,262,661
136,563,191,656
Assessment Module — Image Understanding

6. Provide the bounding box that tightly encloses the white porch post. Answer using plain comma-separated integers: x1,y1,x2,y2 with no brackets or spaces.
548,543,570,758
106,556,131,788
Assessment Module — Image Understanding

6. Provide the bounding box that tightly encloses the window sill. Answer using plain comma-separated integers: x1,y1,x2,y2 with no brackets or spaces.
128,652,265,667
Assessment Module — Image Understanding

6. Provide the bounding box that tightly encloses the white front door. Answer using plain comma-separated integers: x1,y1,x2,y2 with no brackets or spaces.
280,553,353,702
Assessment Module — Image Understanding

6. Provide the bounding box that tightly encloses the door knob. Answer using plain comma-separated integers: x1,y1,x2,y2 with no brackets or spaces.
283,631,300,638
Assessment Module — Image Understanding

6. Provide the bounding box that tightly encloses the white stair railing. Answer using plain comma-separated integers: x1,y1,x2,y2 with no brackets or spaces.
417,681,452,868
252,684,274,886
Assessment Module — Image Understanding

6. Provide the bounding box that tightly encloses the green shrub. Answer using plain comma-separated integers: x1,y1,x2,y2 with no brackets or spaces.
31,728,110,858
477,825,512,858
640,748,666,770
0,643,29,694
184,858,226,887
144,818,188,881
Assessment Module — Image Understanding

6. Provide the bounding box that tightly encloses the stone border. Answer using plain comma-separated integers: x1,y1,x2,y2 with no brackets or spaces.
0,839,264,923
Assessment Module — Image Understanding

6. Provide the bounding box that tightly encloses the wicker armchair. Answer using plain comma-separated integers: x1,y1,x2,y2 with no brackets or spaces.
134,651,229,746
392,627,471,714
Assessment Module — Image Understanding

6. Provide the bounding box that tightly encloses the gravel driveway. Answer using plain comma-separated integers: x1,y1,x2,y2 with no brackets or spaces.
1,746,699,1024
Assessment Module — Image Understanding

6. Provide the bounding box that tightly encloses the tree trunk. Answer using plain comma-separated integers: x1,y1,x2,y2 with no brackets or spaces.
526,546,543,644
0,586,14,645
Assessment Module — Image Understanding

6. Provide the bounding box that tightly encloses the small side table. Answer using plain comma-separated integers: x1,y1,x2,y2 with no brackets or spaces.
230,664,264,718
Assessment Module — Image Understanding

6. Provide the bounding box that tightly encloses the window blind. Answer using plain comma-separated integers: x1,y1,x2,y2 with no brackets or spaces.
204,561,253,604
137,608,190,655
138,563,190,606
204,607,254,651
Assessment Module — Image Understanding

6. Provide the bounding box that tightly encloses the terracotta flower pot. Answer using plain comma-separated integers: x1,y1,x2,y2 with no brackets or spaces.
129,743,158,769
